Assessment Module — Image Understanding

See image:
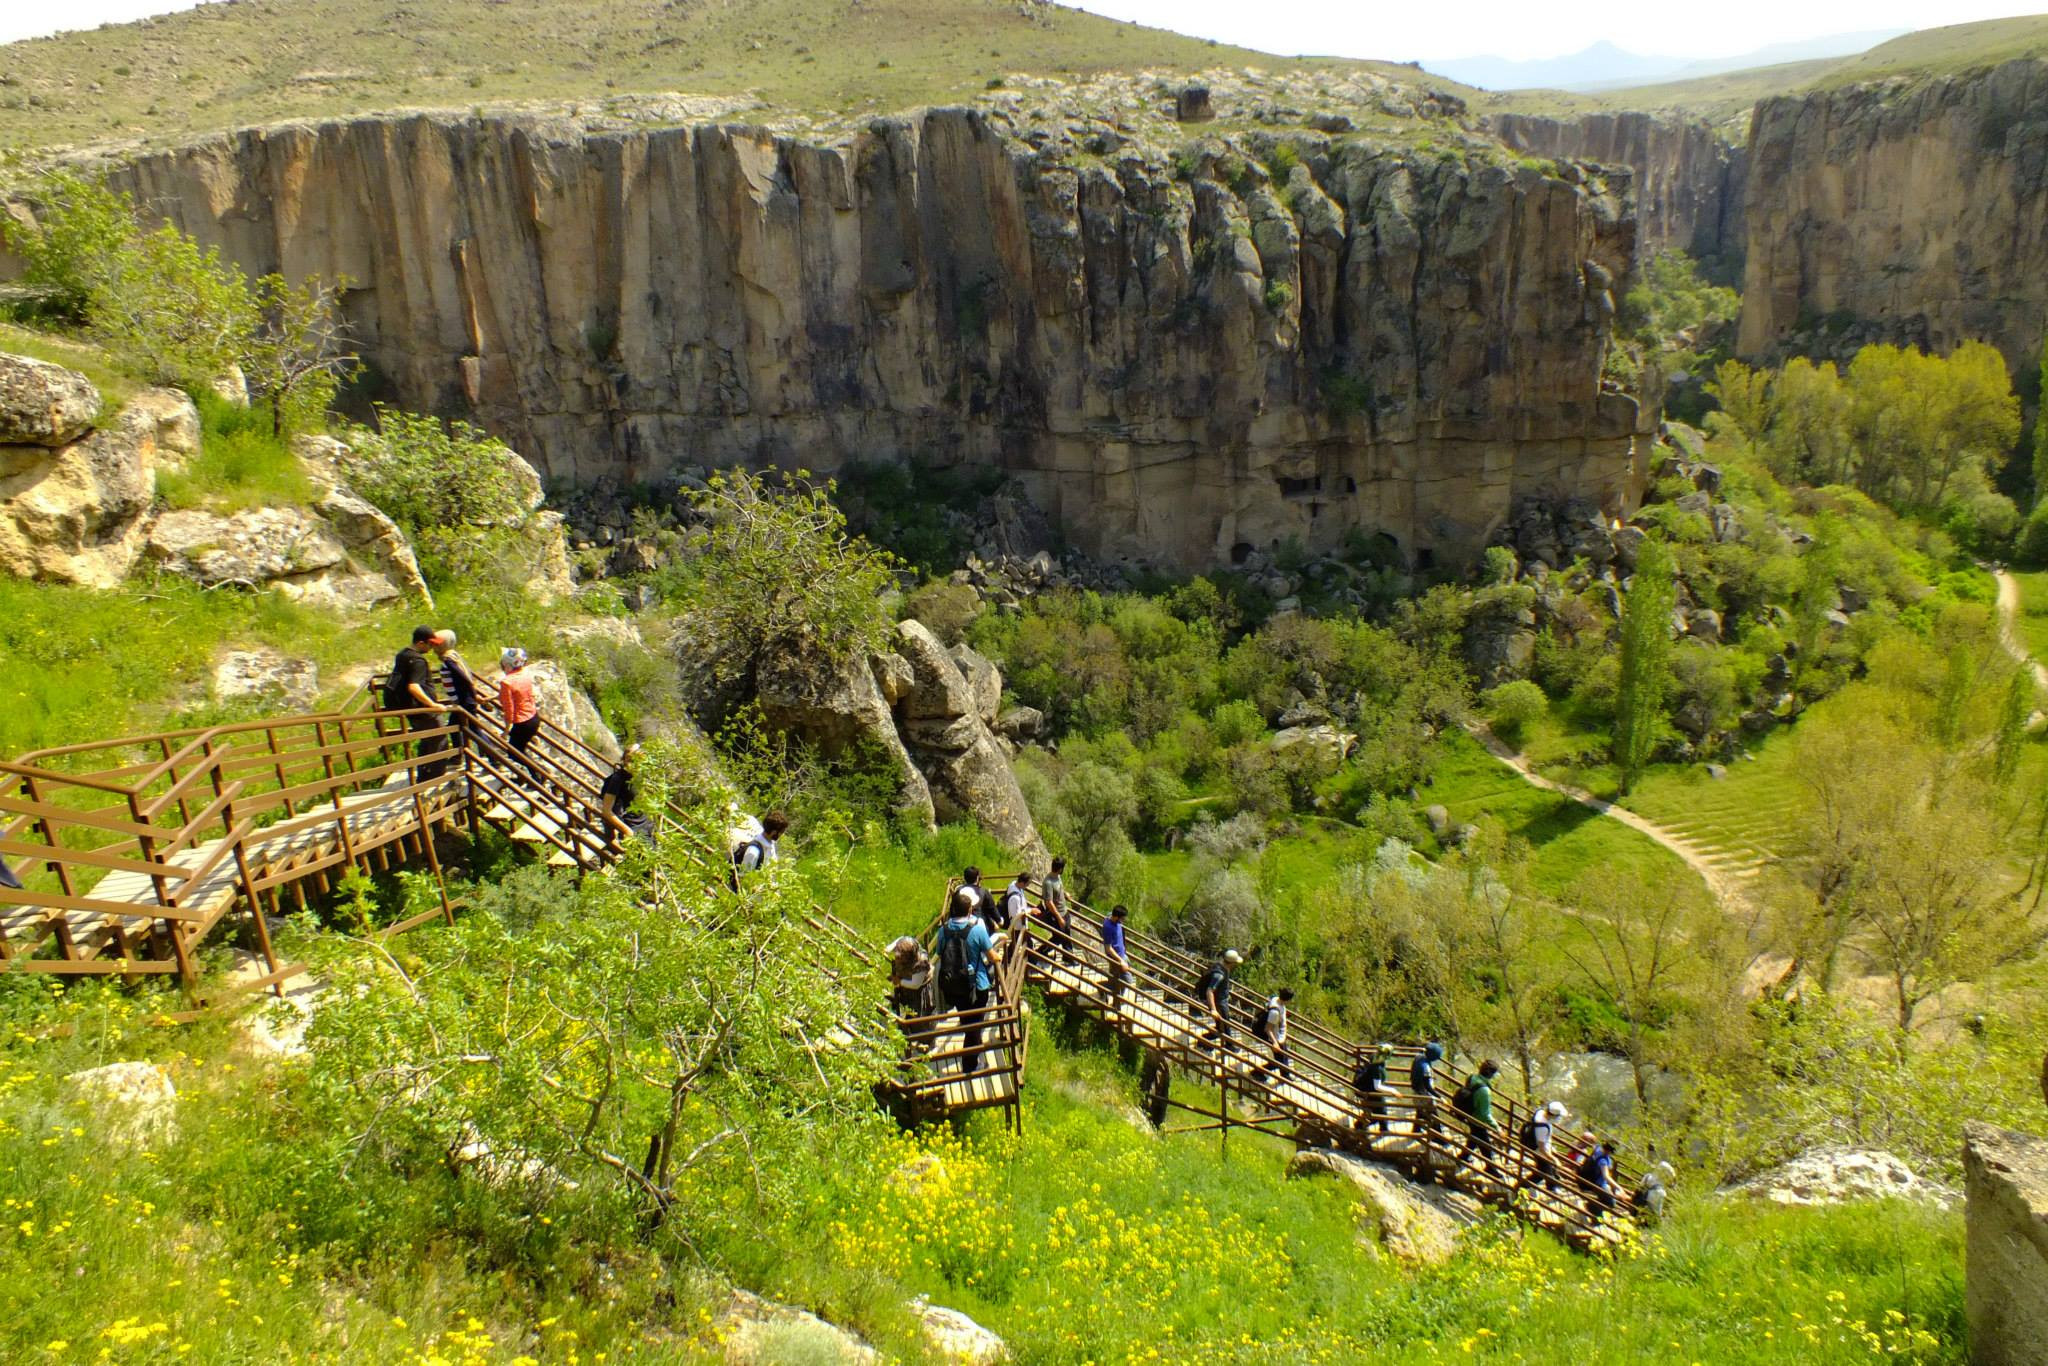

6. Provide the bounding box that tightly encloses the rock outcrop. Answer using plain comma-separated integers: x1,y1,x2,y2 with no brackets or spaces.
144,491,429,612
895,622,1046,861
1286,1147,1481,1263
1965,1122,2048,1366
102,107,1646,572
1725,1146,1958,1210
1739,59,2048,374
0,372,193,587
1488,111,1746,268
213,648,319,709
62,1060,178,1146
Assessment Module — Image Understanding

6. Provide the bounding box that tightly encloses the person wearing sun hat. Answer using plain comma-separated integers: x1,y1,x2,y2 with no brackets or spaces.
1193,948,1243,1051
497,646,542,771
1521,1099,1569,1192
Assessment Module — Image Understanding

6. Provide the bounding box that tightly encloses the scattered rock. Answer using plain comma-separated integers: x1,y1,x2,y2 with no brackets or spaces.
1270,723,1357,769
895,620,1047,861
0,387,187,587
995,705,1044,743
716,1290,876,1365
0,351,99,446
1286,1148,1479,1263
1725,1147,1957,1210
62,1060,177,1145
1175,84,1214,122
213,648,319,709
1705,762,1728,780
908,1298,1007,1364
1423,804,1451,837
516,658,622,761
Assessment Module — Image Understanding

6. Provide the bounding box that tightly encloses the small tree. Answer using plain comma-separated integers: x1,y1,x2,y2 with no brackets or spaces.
665,469,900,692
85,221,258,388
246,272,358,436
1995,672,2031,785
337,405,533,583
0,169,135,322
1612,538,1677,792
1561,864,1710,1108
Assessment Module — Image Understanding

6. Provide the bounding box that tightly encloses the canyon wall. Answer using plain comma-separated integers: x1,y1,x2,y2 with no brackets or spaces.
1739,59,2048,373
1487,112,1745,270
105,110,1644,570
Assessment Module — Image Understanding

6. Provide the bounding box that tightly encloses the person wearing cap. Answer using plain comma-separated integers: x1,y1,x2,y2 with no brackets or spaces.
497,647,542,773
1352,1043,1396,1138
430,629,479,751
1251,987,1294,1086
1632,1160,1675,1224
1520,1100,1569,1193
600,742,656,845
1193,949,1242,1051
1410,1040,1446,1150
388,625,453,780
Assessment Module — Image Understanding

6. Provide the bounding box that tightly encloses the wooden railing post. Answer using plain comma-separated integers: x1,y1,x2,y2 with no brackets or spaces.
19,774,75,901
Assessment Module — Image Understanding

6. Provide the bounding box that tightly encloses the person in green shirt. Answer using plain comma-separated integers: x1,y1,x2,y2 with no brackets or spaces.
1454,1059,1503,1183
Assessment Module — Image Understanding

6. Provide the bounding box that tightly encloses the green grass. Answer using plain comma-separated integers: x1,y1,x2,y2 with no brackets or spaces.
1623,725,1806,874
1425,730,1696,897
0,975,1968,1364
0,324,141,409
2007,569,2048,666
0,0,1457,151
155,392,316,513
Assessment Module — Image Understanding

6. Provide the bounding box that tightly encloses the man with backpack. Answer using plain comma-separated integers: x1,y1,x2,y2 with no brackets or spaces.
1578,1137,1620,1222
1036,857,1073,963
1353,1043,1395,1138
1453,1059,1503,1183
1251,987,1293,1085
1410,1040,1445,1150
994,873,1033,936
957,866,987,917
384,626,452,781
1193,949,1242,1052
935,887,997,1078
730,812,788,884
1519,1100,1568,1193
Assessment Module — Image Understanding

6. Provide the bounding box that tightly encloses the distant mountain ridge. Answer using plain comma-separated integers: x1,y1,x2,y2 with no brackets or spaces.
1429,29,1906,92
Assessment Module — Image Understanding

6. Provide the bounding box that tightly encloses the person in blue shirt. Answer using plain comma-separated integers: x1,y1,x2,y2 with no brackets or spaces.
1100,903,1132,1007
935,887,997,1078
1410,1040,1446,1150
1579,1138,1620,1221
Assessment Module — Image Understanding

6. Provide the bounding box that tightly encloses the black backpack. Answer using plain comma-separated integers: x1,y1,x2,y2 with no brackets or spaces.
1577,1149,1607,1184
1452,1076,1481,1118
1254,999,1281,1041
1522,1116,1545,1148
937,920,976,994
380,651,413,711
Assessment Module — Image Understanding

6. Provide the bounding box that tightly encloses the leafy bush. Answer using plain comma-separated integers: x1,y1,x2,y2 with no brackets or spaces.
155,388,315,511
336,405,534,584
1482,679,1546,741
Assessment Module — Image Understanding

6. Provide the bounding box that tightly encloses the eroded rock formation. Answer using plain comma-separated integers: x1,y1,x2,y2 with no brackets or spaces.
1964,1121,2048,1366
1488,112,1746,269
1739,59,2048,373
104,107,1646,571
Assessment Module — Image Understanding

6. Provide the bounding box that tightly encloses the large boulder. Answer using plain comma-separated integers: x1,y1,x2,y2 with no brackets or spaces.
755,643,937,831
1271,723,1357,770
896,620,1047,862
0,351,99,446
714,1290,876,1365
1965,1122,2048,1366
1286,1148,1480,1263
0,390,185,587
213,648,319,709
908,1298,1007,1364
1725,1147,1957,1210
515,658,621,762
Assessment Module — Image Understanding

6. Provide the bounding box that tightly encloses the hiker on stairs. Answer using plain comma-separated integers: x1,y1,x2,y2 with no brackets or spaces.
385,625,452,781
1453,1060,1504,1185
1520,1100,1569,1193
0,853,20,891
1100,904,1133,1010
1194,949,1242,1052
1579,1137,1620,1223
730,812,788,884
935,888,996,1079
887,934,935,1018
1353,1043,1395,1138
1035,857,1073,963
432,629,479,751
1251,988,1293,1085
497,648,542,776
1410,1040,1446,1153
600,743,656,845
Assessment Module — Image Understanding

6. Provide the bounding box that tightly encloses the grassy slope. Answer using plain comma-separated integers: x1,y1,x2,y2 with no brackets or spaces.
2008,569,2048,666
0,972,1967,1364
0,0,1446,151
1484,14,2048,121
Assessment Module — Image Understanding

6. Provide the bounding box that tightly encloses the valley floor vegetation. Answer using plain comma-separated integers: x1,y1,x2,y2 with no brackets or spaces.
0,172,2038,1363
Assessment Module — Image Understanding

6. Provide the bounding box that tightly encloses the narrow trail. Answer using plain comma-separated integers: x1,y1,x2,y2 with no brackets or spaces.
1992,568,2048,693
1463,724,1759,912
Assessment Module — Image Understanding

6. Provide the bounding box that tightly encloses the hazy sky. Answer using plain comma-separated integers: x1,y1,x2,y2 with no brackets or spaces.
6,0,2048,60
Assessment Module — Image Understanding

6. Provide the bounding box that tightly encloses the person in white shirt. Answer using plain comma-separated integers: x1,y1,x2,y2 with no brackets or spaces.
730,811,788,882
1521,1100,1568,1192
1251,988,1293,1084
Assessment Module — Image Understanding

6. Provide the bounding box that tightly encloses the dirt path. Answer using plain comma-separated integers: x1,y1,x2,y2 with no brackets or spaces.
1464,724,1758,912
1992,568,2048,692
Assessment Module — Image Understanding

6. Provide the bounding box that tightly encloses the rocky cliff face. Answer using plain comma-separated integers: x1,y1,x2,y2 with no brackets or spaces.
103,108,1645,572
1739,59,2048,373
1487,112,1746,270
1964,1121,2048,1366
